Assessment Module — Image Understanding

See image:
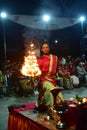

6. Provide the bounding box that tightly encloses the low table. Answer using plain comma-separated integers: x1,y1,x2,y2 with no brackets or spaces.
8,109,75,130
8,101,87,130
8,102,76,130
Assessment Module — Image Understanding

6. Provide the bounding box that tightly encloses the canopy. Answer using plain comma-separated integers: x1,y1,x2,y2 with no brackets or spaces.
7,15,80,30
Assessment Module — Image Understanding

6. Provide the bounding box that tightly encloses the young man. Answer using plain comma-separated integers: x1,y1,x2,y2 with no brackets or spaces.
36,43,64,111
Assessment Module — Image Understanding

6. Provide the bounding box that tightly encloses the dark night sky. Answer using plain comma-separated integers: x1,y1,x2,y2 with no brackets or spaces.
0,0,87,16
0,0,87,62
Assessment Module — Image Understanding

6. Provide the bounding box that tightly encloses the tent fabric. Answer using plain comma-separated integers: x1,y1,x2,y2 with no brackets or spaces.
7,15,80,30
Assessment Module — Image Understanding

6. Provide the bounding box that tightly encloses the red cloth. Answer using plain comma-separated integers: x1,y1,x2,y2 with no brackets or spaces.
37,54,60,86
14,102,35,112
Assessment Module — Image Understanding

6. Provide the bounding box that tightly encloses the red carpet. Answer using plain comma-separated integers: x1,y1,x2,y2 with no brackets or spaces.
14,102,36,112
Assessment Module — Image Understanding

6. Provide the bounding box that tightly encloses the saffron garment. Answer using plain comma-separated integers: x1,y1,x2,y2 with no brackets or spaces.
36,54,64,109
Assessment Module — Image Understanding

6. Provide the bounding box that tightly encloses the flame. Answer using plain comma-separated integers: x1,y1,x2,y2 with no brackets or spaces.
82,97,87,103
21,43,41,77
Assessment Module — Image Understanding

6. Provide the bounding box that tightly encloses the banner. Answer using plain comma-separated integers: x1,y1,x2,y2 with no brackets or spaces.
7,15,80,30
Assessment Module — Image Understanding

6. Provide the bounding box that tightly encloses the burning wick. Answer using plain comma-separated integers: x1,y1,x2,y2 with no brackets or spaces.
47,116,50,120
30,44,34,47
82,98,87,103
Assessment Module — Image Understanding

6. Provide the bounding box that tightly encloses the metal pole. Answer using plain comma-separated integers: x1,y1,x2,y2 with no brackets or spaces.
80,22,84,52
81,21,85,53
81,21,84,37
2,19,7,63
45,24,49,42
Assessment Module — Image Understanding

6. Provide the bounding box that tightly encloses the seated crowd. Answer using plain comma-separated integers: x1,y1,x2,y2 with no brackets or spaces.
0,55,87,97
56,55,87,89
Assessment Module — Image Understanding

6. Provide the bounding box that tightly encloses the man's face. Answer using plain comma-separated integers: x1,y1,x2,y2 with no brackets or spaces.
41,43,50,55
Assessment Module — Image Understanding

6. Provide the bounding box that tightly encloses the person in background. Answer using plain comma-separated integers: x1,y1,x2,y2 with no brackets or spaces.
68,61,79,87
36,43,64,111
58,63,73,89
76,62,87,87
